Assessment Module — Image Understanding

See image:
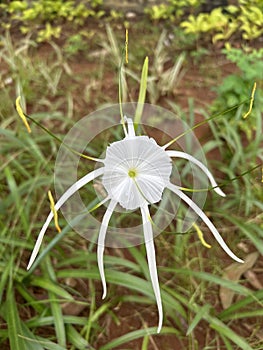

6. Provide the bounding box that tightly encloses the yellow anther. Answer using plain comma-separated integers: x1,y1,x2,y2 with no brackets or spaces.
243,82,257,119
48,190,61,233
125,28,128,64
15,96,31,133
261,167,263,183
193,223,211,249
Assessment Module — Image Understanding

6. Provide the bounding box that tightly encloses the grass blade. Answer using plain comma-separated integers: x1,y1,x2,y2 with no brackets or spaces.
186,304,211,335
134,56,148,127
6,283,27,350
99,327,179,350
44,258,66,347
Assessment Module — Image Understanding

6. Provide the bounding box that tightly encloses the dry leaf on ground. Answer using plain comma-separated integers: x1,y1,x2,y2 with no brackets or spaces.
220,252,259,309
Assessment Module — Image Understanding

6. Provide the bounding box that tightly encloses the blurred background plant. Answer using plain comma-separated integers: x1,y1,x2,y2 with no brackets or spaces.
211,46,263,140
0,0,263,349
0,0,104,42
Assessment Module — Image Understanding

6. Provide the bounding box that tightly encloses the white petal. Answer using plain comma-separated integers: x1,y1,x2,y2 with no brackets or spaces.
166,150,225,197
168,183,243,263
27,167,104,270
97,199,117,299
141,204,163,333
124,116,136,138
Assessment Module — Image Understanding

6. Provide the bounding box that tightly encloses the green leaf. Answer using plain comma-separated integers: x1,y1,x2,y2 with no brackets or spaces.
66,324,90,349
20,322,45,350
29,337,67,350
45,258,66,347
164,285,254,350
169,268,250,296
218,289,263,321
30,277,73,300
6,283,27,350
186,304,211,335
134,56,148,128
210,318,253,350
99,327,179,350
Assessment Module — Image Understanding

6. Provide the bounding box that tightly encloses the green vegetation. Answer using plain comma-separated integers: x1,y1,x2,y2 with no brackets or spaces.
0,0,104,42
145,0,204,21
0,2,263,349
211,47,263,139
146,0,263,43
181,0,263,43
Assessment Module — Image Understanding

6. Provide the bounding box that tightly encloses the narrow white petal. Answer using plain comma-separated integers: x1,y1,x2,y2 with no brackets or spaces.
166,150,226,197
141,204,163,333
124,116,136,138
168,183,243,263
97,200,117,299
27,167,104,270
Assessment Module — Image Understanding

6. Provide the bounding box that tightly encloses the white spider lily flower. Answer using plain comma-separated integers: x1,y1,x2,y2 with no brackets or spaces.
27,117,243,333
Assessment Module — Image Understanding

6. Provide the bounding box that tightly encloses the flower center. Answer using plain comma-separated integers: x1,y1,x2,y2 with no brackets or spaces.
128,168,137,178
102,135,172,210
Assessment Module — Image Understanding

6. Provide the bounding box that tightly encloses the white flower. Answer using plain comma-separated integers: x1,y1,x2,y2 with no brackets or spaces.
27,117,243,333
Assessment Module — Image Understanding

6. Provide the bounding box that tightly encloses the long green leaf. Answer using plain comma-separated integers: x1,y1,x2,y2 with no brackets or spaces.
186,304,211,335
134,56,148,127
168,268,250,296
30,277,73,300
28,337,67,350
66,324,91,349
26,316,88,328
45,258,66,347
4,166,29,233
218,289,263,321
6,283,27,350
57,268,187,319
210,318,253,350
99,327,179,350
20,322,44,350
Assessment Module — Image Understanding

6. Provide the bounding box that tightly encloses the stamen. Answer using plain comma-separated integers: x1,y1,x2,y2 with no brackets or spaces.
193,223,211,249
243,82,257,119
48,190,61,233
132,177,151,205
15,96,31,133
118,29,129,137
125,28,128,64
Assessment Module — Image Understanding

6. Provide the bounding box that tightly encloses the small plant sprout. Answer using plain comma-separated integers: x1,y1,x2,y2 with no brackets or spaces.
22,109,243,333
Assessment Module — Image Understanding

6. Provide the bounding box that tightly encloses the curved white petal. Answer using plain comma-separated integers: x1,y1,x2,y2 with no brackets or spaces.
141,204,163,333
166,150,225,197
27,167,104,270
167,183,243,263
97,199,117,299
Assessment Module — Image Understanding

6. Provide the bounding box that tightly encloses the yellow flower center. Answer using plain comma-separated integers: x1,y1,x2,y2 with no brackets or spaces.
128,168,137,178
